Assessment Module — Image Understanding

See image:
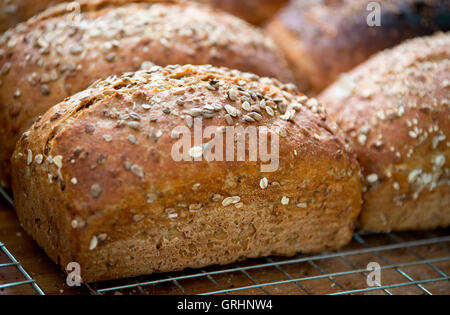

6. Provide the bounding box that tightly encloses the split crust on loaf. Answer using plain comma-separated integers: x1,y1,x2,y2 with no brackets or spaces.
12,64,361,282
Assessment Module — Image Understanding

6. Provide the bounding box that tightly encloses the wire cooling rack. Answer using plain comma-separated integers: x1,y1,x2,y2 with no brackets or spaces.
0,241,45,295
1,186,449,295
84,231,450,295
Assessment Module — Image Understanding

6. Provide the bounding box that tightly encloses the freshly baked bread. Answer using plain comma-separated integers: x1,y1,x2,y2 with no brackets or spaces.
266,0,450,94
0,0,294,188
11,64,362,282
0,0,287,32
198,0,289,24
0,0,64,33
319,33,450,232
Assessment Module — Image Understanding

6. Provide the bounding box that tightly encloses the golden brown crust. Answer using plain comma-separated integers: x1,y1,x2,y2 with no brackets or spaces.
198,0,289,25
0,0,288,32
319,33,450,232
0,0,294,187
12,64,362,282
0,0,63,33
266,0,450,93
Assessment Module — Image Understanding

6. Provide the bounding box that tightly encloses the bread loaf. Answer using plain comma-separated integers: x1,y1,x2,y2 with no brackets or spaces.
0,0,294,188
0,0,64,33
11,64,362,282
0,0,288,32
198,0,289,24
266,0,450,94
319,33,450,232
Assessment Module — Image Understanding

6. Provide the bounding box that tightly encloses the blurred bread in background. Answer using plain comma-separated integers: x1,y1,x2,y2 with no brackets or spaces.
266,0,450,94
0,0,289,33
319,32,450,232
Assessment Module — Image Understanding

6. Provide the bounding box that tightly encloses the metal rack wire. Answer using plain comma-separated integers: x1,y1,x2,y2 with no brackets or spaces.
0,241,45,295
85,232,450,295
1,186,449,295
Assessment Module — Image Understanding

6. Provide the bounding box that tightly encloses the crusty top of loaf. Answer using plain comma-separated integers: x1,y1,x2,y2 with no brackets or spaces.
13,64,359,221
319,32,449,193
0,0,293,187
272,0,450,91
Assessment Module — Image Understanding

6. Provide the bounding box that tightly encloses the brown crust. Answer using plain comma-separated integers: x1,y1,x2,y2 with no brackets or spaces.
0,0,288,32
319,33,450,232
199,0,289,25
0,0,294,187
266,0,450,93
11,64,361,282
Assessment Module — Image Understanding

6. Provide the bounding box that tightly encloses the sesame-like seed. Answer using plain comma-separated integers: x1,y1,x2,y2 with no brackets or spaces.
133,214,145,222
242,101,251,111
296,202,307,208
89,236,98,250
190,108,203,117
41,84,51,95
26,149,33,165
225,105,239,117
228,89,239,101
130,164,144,178
212,194,223,202
91,184,102,198
265,106,274,117
70,44,83,55
408,169,422,183
243,115,255,122
128,134,137,144
192,183,201,190
189,204,203,212
35,154,43,165
280,109,295,121
434,154,445,168
71,177,78,185
358,134,367,145
281,196,290,205
222,196,241,206
260,177,268,189
366,174,378,184
103,134,112,142
127,121,140,130
53,155,63,169
225,114,234,126
393,182,400,190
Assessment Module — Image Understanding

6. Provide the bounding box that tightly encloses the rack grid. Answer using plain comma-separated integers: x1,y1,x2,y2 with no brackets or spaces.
1,186,449,295
0,241,45,295
85,232,450,295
